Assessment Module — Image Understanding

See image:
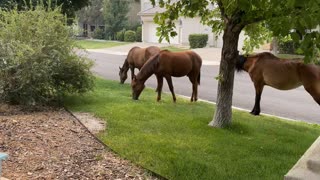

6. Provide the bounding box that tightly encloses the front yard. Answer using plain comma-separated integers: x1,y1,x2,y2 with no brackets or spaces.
65,78,320,180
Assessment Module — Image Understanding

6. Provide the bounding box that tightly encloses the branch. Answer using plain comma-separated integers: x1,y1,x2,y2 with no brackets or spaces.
217,0,229,23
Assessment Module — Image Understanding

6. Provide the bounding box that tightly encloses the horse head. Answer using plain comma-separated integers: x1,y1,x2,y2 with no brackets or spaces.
131,75,145,100
119,66,127,84
235,55,247,72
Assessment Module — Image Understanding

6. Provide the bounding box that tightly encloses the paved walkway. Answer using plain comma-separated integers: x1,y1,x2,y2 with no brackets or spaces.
87,42,222,66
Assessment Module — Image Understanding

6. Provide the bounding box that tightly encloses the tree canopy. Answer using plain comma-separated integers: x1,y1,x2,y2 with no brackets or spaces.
103,0,129,40
151,0,320,127
0,0,90,21
77,0,104,25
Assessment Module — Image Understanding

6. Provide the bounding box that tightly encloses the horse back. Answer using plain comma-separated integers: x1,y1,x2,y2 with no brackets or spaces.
158,50,201,77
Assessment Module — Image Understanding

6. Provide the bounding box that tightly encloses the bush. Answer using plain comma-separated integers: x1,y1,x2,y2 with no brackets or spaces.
0,5,94,105
278,40,300,54
124,30,136,42
116,29,126,41
136,26,142,42
189,34,208,48
92,28,105,39
278,41,294,54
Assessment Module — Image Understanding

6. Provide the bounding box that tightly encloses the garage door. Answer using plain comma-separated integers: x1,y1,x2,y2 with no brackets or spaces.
143,22,180,44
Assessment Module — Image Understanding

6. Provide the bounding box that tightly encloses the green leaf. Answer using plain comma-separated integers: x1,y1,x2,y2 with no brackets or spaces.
290,32,300,42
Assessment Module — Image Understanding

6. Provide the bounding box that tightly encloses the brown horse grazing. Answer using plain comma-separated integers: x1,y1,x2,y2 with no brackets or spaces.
131,50,202,102
236,52,320,115
119,46,160,83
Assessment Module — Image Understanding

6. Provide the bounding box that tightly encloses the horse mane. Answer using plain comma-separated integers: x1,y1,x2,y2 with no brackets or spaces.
235,55,247,72
136,54,159,82
236,52,278,72
120,58,129,74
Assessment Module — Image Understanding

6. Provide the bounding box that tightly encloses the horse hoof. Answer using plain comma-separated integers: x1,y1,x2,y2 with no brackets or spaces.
250,111,260,116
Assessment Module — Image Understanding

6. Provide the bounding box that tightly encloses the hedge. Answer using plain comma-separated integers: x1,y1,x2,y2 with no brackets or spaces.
116,29,126,41
189,34,208,48
124,30,136,42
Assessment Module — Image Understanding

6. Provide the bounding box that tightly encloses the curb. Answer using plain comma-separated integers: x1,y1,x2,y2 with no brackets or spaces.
176,94,304,123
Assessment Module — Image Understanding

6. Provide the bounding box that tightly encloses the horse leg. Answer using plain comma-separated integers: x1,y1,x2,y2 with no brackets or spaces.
304,85,320,105
130,66,135,80
156,75,164,102
155,75,161,92
188,75,198,102
251,83,264,115
193,82,198,102
165,76,176,102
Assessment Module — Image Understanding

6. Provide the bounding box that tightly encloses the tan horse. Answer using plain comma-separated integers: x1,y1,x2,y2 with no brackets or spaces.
131,50,202,102
236,52,320,115
119,46,160,83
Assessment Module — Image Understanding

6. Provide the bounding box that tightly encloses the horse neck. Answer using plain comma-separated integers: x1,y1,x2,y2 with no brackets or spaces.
136,55,159,83
121,59,129,72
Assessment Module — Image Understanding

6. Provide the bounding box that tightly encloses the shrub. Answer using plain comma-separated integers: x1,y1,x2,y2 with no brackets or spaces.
278,38,303,54
278,41,294,54
92,28,105,39
0,5,94,105
116,29,126,41
124,30,136,42
136,26,142,42
189,34,208,48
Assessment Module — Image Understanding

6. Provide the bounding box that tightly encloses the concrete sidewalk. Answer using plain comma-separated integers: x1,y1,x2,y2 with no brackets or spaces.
86,42,221,66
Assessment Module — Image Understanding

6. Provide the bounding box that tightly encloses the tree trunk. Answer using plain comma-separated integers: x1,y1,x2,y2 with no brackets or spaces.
208,23,242,128
271,38,278,55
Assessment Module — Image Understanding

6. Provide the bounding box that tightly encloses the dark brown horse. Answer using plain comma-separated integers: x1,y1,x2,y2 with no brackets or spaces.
131,50,202,102
119,46,160,83
236,52,320,115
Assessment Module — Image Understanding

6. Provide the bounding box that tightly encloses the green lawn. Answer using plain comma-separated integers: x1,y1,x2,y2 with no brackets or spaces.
65,78,320,180
75,39,130,49
161,46,189,52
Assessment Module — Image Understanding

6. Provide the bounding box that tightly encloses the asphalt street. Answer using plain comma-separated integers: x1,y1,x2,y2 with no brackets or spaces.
87,51,320,124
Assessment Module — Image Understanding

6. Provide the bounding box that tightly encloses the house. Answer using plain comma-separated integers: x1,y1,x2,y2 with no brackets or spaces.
77,0,140,38
138,0,246,50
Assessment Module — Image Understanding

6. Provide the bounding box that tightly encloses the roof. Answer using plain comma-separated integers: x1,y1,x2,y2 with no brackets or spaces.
138,0,179,16
138,6,165,16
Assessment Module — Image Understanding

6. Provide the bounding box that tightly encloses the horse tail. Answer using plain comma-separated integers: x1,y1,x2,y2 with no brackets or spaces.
191,51,202,85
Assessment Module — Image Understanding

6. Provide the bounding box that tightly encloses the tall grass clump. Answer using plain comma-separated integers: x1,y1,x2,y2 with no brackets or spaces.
0,4,94,105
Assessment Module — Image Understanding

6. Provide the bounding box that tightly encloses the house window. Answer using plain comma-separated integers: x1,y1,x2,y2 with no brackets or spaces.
83,23,88,37
90,25,95,32
98,26,105,30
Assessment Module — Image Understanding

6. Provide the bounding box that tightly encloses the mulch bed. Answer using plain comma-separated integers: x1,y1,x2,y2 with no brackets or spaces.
0,104,158,179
